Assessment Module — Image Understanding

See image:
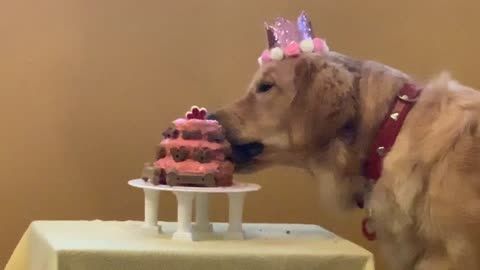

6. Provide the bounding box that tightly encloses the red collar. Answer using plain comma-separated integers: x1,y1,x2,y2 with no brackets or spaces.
364,83,422,181
360,82,422,240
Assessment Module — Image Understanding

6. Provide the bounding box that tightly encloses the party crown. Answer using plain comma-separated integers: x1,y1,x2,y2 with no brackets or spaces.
258,11,329,65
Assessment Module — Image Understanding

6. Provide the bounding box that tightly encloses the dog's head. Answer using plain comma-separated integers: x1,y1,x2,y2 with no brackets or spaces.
210,53,359,172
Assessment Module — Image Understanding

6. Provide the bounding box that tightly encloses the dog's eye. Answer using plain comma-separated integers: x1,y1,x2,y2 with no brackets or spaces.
257,82,274,93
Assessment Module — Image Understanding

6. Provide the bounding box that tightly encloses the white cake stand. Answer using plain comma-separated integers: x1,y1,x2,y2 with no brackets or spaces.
128,179,261,241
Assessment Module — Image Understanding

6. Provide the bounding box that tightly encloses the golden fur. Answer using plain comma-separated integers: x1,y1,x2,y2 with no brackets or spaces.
213,52,480,270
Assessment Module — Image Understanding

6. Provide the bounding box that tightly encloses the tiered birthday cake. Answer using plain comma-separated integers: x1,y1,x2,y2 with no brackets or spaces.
142,106,234,187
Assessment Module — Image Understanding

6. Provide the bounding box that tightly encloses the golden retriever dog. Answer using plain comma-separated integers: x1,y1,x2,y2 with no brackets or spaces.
209,51,480,270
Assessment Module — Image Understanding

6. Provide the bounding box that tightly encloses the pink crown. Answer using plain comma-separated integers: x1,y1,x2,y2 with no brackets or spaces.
258,11,329,65
185,106,208,120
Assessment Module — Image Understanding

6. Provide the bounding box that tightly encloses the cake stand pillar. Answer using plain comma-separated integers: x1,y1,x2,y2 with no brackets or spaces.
143,189,160,231
225,192,246,240
173,191,195,241
195,193,213,233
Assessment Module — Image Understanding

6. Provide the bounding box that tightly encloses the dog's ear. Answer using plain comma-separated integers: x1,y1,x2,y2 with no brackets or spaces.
293,56,359,150
294,56,319,92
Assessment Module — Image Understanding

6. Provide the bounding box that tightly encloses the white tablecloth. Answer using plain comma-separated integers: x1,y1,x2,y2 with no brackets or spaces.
5,221,374,270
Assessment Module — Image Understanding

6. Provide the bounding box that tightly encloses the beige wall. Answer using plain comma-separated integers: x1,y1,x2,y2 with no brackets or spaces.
1,0,479,269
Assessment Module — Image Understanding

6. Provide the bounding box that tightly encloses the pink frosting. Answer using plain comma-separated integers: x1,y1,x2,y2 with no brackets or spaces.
160,138,227,151
173,118,222,133
155,157,221,174
157,118,233,182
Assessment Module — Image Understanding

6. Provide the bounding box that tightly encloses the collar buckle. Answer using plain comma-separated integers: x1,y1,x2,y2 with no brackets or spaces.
397,93,419,103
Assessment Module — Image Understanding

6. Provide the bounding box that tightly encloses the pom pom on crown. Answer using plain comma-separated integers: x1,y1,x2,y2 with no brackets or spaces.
258,11,329,65
185,106,208,120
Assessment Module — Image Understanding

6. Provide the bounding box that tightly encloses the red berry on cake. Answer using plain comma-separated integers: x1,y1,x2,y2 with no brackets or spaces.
191,106,200,115
198,107,207,119
185,105,208,120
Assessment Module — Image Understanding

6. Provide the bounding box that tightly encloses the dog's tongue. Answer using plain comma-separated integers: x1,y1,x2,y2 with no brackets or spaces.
228,142,264,165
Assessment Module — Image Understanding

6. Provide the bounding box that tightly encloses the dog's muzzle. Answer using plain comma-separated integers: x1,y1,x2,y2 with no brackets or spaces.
207,113,264,167
229,142,264,164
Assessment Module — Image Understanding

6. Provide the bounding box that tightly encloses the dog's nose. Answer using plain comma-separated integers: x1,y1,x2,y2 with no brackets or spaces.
206,113,218,121
230,142,264,164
